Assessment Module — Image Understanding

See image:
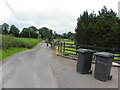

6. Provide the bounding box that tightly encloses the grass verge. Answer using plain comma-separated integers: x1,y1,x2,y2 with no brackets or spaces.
0,35,41,60
1,48,28,60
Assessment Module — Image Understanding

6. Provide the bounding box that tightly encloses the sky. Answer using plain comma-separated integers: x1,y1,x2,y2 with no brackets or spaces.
0,0,119,34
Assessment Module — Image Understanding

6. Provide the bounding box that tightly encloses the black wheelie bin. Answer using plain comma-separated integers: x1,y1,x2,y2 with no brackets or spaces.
94,52,114,81
76,48,93,74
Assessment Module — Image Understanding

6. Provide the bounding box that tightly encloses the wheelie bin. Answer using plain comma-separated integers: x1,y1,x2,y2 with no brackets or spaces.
76,48,93,74
94,52,114,81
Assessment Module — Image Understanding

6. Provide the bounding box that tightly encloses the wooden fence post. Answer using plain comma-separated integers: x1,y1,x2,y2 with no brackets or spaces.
60,42,62,52
58,42,59,52
76,43,78,55
63,42,65,54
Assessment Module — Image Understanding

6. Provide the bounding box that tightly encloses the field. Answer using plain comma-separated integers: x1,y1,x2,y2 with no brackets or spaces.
58,39,120,61
0,35,41,60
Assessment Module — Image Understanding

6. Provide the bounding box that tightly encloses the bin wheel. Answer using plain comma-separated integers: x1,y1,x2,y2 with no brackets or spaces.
108,75,112,80
89,70,92,74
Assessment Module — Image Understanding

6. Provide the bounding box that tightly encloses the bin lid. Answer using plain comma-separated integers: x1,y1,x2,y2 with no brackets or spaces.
95,52,114,58
76,48,93,54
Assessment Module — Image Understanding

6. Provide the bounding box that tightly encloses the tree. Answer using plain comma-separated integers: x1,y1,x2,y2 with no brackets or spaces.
62,33,67,39
28,26,38,31
53,31,58,39
75,10,91,45
38,27,54,44
1,23,9,35
48,30,53,43
69,34,75,41
0,25,2,34
20,27,38,38
118,19,120,49
20,28,29,37
28,26,38,38
38,27,50,39
95,6,118,48
67,31,75,40
9,25,19,37
75,6,119,50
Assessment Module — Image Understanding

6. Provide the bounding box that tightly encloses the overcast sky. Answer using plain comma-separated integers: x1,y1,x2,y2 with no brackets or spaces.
0,0,119,34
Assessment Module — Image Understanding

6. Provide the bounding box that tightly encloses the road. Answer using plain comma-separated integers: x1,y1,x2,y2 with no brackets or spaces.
0,42,119,88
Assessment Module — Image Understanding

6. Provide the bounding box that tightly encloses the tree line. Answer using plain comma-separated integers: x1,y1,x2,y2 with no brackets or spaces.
0,23,75,43
75,6,119,50
0,24,38,38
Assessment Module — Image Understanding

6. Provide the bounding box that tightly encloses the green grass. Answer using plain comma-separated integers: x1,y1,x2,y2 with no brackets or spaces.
0,50,2,60
63,40,76,55
64,50,76,55
1,48,28,60
2,35,40,49
64,47,76,55
16,37,40,44
114,54,120,56
65,41,75,44
59,47,75,50
0,35,41,60
62,39,75,44
114,54,120,61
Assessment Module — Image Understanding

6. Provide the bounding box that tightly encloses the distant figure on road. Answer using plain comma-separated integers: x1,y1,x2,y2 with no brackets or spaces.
46,43,48,46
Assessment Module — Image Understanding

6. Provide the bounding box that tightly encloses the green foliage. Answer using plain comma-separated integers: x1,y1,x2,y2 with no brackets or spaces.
75,6,119,49
9,25,20,37
0,35,41,60
61,32,75,41
38,27,50,39
38,27,53,44
67,32,75,41
0,23,9,35
53,31,58,39
62,39,75,44
20,27,38,38
2,35,40,50
29,26,38,31
0,24,39,38
62,33,67,39
0,50,2,60
48,30,53,43
20,28,29,37
1,48,28,60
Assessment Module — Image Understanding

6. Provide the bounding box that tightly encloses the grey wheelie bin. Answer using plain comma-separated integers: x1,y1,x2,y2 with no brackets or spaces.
76,48,93,74
94,52,114,81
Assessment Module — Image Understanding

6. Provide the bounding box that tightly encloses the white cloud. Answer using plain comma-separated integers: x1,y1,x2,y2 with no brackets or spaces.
0,0,119,34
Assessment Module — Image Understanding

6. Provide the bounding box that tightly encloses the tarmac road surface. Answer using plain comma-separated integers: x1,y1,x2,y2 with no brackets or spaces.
2,42,58,88
0,41,119,88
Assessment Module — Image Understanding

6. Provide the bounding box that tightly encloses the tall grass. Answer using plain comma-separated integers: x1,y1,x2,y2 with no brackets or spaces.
0,35,41,60
2,35,40,49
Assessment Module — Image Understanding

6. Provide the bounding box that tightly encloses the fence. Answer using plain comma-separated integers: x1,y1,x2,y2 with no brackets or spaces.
57,42,78,56
53,41,120,61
